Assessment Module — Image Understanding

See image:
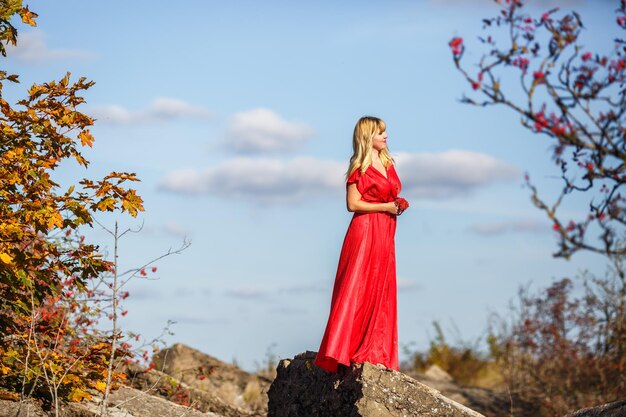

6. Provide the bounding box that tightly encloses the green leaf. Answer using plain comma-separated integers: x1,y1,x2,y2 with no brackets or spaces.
16,269,30,288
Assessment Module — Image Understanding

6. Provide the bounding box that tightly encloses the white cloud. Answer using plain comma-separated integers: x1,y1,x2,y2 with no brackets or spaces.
89,97,214,125
8,30,93,63
394,150,521,199
224,108,314,153
159,150,519,204
469,219,549,236
159,156,344,204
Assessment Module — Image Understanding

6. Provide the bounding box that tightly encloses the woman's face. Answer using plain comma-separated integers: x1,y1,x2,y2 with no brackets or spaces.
372,130,388,152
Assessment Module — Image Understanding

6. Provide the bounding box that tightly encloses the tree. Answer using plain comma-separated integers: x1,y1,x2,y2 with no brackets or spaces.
450,1,626,414
450,0,626,262
0,1,147,412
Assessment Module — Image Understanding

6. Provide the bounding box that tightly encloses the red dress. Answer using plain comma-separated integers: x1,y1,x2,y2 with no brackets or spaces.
314,163,401,373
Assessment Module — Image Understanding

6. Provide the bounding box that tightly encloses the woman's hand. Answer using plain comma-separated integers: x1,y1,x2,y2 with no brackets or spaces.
386,201,399,215
347,184,402,214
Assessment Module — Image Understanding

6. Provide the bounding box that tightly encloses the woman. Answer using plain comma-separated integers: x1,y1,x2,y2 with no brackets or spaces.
314,116,408,373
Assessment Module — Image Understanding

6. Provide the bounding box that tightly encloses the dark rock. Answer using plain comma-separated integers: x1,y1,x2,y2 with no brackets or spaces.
564,398,626,417
268,351,486,417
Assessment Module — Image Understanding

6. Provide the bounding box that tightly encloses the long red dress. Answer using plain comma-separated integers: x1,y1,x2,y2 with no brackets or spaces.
314,162,401,373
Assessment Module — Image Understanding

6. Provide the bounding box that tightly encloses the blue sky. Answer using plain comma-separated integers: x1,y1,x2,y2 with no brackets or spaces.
5,0,620,370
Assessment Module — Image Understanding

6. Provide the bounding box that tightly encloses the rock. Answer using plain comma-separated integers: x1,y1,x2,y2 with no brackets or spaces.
124,361,261,417
404,369,535,417
564,398,626,417
268,351,486,417
424,365,453,383
0,386,225,417
0,398,48,417
152,343,269,415
70,385,224,417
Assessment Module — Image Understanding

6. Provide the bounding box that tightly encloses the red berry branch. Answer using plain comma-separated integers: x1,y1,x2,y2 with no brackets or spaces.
450,0,626,261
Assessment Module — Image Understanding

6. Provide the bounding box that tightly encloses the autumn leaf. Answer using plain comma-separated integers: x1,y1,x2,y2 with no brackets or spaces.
27,84,45,99
63,374,81,385
15,270,30,288
74,153,89,167
94,380,107,393
78,129,94,147
121,191,145,217
0,253,13,264
68,388,92,402
20,6,38,27
96,197,116,212
52,212,63,228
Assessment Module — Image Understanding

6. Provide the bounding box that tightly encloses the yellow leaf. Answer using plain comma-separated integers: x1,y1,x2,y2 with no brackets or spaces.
0,253,13,265
27,84,45,98
5,349,19,359
97,197,116,212
47,212,63,230
62,374,81,385
60,72,70,88
94,380,107,393
20,6,38,27
121,191,144,217
68,388,92,403
0,364,11,375
72,151,89,167
78,129,94,147
91,343,109,351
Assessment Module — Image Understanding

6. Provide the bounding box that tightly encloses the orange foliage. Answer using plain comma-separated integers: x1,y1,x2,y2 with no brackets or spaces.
0,0,143,406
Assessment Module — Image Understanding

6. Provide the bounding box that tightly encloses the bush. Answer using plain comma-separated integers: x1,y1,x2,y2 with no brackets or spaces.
409,321,501,388
489,266,626,416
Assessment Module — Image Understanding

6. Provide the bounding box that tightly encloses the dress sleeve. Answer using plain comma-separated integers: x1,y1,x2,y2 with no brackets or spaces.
346,168,361,185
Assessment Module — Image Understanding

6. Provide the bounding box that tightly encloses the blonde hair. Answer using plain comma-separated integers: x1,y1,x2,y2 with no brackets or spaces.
346,116,394,179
